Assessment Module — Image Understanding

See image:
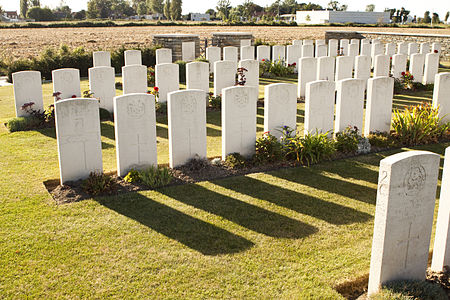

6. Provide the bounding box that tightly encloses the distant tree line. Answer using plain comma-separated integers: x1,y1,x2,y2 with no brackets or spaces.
384,7,448,24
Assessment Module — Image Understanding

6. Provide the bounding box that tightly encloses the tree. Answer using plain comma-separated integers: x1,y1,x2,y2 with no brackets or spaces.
432,12,440,24
54,5,72,19
27,7,55,21
150,0,164,14
20,0,28,18
365,4,375,12
327,1,346,11
163,0,171,19
30,0,41,7
136,1,148,15
87,0,112,18
423,11,431,23
73,10,86,19
169,0,182,20
445,11,449,22
216,0,231,21
205,8,216,19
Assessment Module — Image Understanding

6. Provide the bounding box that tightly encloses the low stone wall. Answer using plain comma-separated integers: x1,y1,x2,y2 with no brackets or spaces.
325,31,450,60
153,34,200,62
211,32,254,48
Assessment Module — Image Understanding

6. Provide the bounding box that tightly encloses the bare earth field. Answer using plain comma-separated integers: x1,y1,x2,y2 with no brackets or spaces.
1,25,449,60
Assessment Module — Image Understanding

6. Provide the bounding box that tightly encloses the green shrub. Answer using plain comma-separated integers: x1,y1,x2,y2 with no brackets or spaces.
99,108,112,121
254,133,283,163
5,116,41,132
370,280,447,300
208,93,221,109
335,126,360,153
392,102,449,145
82,172,117,196
138,166,173,188
155,102,167,114
259,59,294,77
183,155,210,172
224,153,247,169
284,132,336,166
175,60,186,83
195,57,209,63
115,81,123,90
368,132,396,148
124,169,140,183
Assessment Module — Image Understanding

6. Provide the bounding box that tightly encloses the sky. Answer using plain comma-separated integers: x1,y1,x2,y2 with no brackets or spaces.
1,0,449,18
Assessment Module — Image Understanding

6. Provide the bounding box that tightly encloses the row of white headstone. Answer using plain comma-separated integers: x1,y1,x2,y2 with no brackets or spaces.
368,146,450,295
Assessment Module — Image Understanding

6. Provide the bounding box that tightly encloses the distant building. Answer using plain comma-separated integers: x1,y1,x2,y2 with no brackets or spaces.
280,14,296,22
4,11,19,20
296,11,390,24
189,13,210,22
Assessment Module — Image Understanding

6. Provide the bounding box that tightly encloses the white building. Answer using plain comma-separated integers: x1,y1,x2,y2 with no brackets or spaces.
189,13,211,22
296,11,390,25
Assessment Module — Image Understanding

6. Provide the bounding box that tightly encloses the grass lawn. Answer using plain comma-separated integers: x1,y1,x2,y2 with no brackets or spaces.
0,64,449,298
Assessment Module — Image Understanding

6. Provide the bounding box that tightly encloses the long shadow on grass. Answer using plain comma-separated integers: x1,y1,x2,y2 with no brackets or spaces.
37,126,56,139
160,184,317,239
97,192,254,255
214,175,371,225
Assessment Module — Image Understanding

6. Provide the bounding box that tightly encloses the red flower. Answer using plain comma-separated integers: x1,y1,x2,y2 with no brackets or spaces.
401,72,406,76
71,95,77,98
262,59,265,61
150,72,155,76
434,50,438,53
292,62,296,66
154,87,159,92
53,92,61,97
410,75,414,80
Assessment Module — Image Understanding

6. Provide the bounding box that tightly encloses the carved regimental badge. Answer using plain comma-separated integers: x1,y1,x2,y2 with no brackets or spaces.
127,99,145,119
182,95,197,114
403,161,426,197
234,92,249,108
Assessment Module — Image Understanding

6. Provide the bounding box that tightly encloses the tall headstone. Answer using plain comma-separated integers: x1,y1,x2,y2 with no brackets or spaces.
222,86,258,159
214,60,237,96
182,42,196,62
432,42,441,55
206,46,221,73
287,45,301,72
272,45,286,62
239,59,259,88
12,71,43,117
385,43,396,57
114,93,157,177
420,42,430,54
371,43,384,68
89,66,116,113
432,73,450,123
55,98,102,184
316,39,326,46
52,68,81,100
364,77,394,136
186,61,210,95
122,65,147,95
155,63,179,103
372,39,381,44
303,39,313,45
317,56,335,81
328,39,338,57
168,90,207,168
361,42,372,57
351,39,360,47
431,146,450,272
335,78,365,132
293,39,302,46
373,54,390,77
409,53,425,83
348,43,359,59
340,39,349,56
263,83,297,139
124,50,142,66
93,51,111,67
397,42,408,55
304,80,335,135
156,48,172,64
257,45,270,61
367,151,440,296
240,46,255,60
315,44,327,58
298,57,317,98
223,46,238,62
302,44,314,58
408,42,419,56
391,54,407,79
240,39,251,47
335,56,353,82
423,53,440,84
355,55,371,83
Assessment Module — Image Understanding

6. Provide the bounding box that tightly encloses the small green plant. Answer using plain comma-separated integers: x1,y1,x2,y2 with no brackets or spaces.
284,131,336,166
183,155,210,172
208,93,221,109
370,280,447,300
224,153,247,169
115,81,123,90
99,108,112,121
82,172,117,196
368,132,396,148
260,59,294,78
124,169,140,183
6,102,55,132
254,132,283,163
335,126,361,153
147,66,155,86
155,102,167,114
5,116,41,132
137,166,173,188
392,102,449,146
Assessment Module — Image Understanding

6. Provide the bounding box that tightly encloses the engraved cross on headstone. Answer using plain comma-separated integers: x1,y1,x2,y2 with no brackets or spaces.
397,222,421,269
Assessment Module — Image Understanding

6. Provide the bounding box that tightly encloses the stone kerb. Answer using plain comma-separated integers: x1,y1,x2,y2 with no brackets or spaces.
114,93,157,177
12,70,44,117
52,68,81,100
122,65,148,95
89,66,116,113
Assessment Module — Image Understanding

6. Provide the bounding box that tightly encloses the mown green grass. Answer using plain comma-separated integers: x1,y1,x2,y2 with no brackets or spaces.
0,66,449,298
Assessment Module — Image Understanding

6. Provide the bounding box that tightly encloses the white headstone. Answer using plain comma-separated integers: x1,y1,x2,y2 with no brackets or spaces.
335,78,365,132
304,80,335,135
409,53,425,83
317,56,335,81
240,39,251,47
239,59,259,88
214,60,237,96
155,63,179,103
432,42,441,55
316,39,326,46
361,39,370,45
89,66,116,113
293,39,302,46
52,68,81,100
335,56,353,82
371,43,384,68
391,54,407,79
397,42,408,55
114,93,157,177
272,45,286,62
287,44,301,72
122,65,147,95
156,48,172,64
328,39,338,57
168,90,207,168
372,39,381,44
298,57,317,98
354,55,371,83
315,44,327,58
348,43,359,58
420,42,430,54
432,72,450,123
223,46,238,62
431,146,450,272
182,42,196,62
364,77,394,136
186,61,210,95
222,86,258,159
240,46,255,60
408,42,419,56
303,39,313,45
361,42,372,57
263,83,297,139
385,43,396,57
124,50,142,66
206,46,221,73
373,54,390,77
340,39,349,56
302,44,314,58
55,98,102,184
93,51,111,67
12,71,43,117
368,151,440,296
351,39,360,47
423,53,440,84
256,45,270,62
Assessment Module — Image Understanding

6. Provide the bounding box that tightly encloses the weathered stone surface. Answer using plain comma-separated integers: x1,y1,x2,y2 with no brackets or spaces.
155,63,179,103
214,60,237,96
206,46,221,73
93,51,111,67
124,50,142,66
391,54,407,79
182,41,196,62
256,45,270,61
156,48,172,64
364,76,394,135
304,80,335,135
432,72,450,123
122,65,147,95
12,71,43,117
317,56,335,81
89,66,116,113
240,46,255,60
423,53,439,84
298,57,317,98
239,59,259,88
186,61,209,95
335,56,353,81
52,68,81,100
409,53,425,83
335,78,365,132
223,46,238,62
